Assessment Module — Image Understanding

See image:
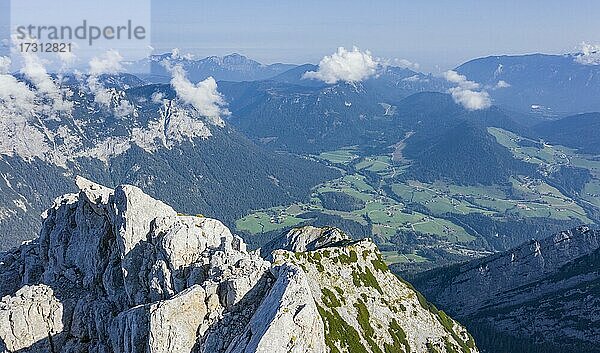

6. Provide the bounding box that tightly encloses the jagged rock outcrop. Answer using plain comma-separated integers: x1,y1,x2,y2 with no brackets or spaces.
260,226,350,261
412,226,600,353
226,264,326,353
0,177,271,353
0,178,479,353
271,239,477,353
0,285,63,352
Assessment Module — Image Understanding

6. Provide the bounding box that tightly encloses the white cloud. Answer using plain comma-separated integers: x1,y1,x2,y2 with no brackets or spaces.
448,87,491,111
0,57,10,74
0,55,71,118
89,49,124,75
392,58,420,71
443,70,480,90
86,74,112,106
114,100,135,117
169,48,194,61
169,65,228,121
0,73,36,114
85,50,125,108
574,42,600,65
151,91,164,103
443,70,491,110
20,53,72,111
303,47,381,84
495,80,511,88
56,48,77,69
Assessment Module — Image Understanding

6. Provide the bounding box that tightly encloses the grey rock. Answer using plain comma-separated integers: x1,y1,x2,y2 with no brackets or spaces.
413,225,600,350
226,264,325,353
260,226,350,260
0,284,63,352
270,239,478,353
0,178,478,353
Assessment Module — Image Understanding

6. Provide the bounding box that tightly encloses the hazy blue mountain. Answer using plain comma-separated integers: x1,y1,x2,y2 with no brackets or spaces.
395,92,531,139
363,66,450,102
268,64,324,87
220,76,547,188
388,95,541,186
127,53,297,83
456,54,600,115
270,64,449,94
535,112,600,154
221,74,528,160
219,74,453,154
220,80,390,153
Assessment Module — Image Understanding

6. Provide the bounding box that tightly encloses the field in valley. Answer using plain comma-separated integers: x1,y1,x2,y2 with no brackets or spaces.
236,135,599,272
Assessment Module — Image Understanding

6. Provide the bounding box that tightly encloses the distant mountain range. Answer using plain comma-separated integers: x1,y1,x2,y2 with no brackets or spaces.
456,53,600,115
410,226,600,353
123,50,600,118
219,76,449,154
127,53,297,83
221,79,587,196
129,51,600,117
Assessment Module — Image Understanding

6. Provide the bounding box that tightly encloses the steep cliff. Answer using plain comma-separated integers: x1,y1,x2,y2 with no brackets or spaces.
0,178,478,353
411,226,600,353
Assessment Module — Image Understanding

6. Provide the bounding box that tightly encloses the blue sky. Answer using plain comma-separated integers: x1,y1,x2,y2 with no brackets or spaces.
0,0,8,56
1,0,598,72
151,0,600,72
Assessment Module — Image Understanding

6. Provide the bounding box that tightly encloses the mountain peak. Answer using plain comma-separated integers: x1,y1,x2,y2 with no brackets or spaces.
271,237,478,353
0,179,479,353
137,53,296,82
260,225,352,259
206,53,258,66
223,52,250,60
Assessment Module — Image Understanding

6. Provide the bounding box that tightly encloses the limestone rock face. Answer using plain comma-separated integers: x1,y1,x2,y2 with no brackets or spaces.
110,285,207,353
272,239,478,353
261,226,350,260
0,178,271,353
412,225,600,351
0,285,63,352
226,264,326,353
0,178,479,353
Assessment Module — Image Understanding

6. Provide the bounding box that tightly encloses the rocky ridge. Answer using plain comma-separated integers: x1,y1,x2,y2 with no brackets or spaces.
412,226,600,352
0,178,478,353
